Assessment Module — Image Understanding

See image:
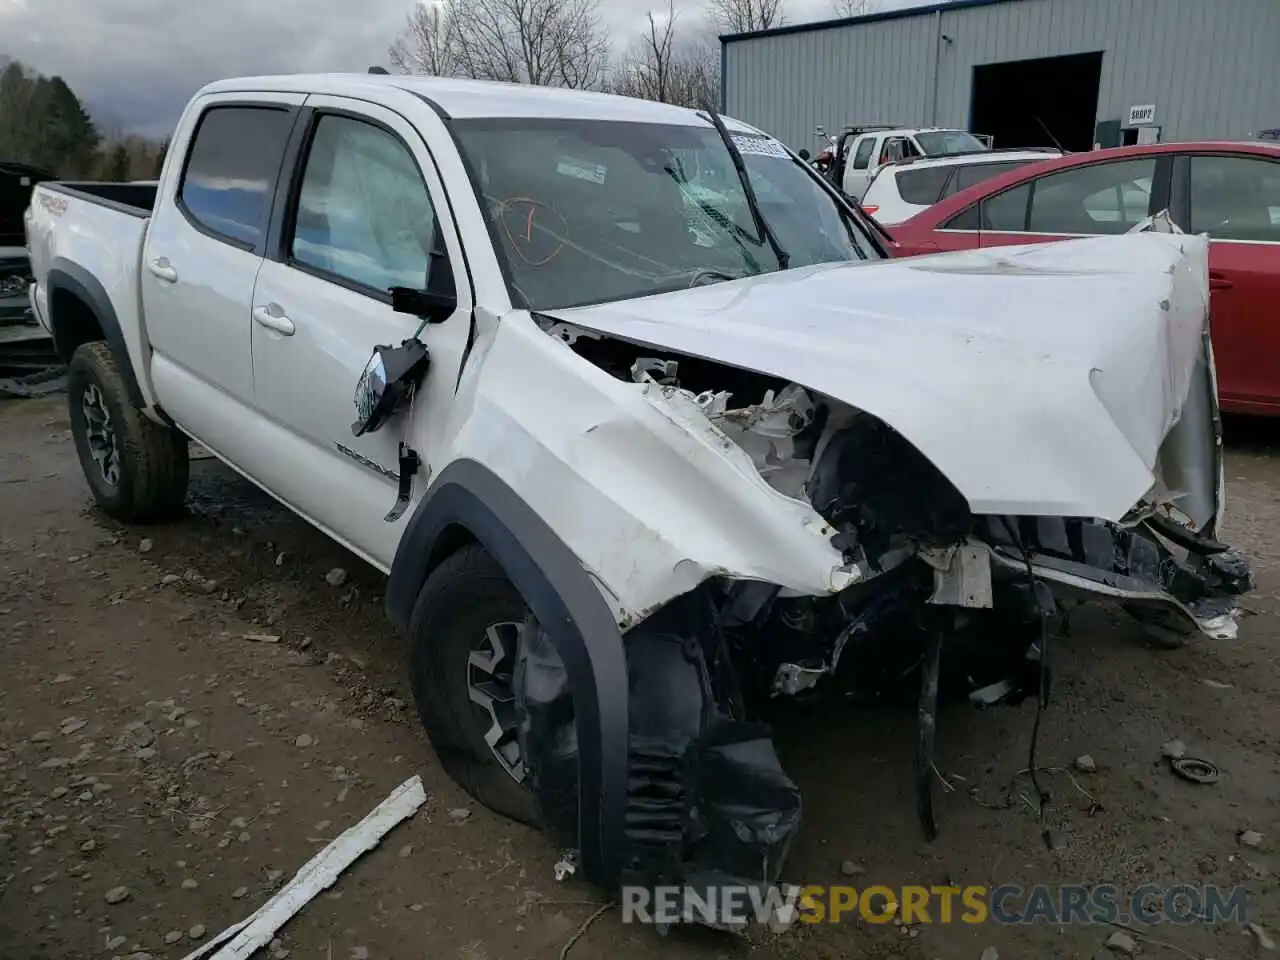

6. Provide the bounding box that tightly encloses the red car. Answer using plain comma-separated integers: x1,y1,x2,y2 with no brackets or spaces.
889,142,1280,415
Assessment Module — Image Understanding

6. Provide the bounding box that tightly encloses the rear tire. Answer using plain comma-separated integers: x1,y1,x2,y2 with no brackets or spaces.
67,341,189,523
408,543,539,825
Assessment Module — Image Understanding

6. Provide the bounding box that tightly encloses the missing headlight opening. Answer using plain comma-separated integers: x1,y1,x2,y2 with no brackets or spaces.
520,316,1253,919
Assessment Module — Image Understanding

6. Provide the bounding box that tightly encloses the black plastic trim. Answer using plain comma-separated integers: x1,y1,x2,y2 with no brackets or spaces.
385,458,628,889
45,258,145,406
174,101,301,257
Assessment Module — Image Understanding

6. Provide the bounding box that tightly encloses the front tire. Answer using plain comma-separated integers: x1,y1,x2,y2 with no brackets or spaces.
67,341,189,523
409,544,538,825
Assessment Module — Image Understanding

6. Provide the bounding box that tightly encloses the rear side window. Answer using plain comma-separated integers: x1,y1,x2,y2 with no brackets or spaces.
852,138,876,170
895,165,953,205
180,106,294,248
948,159,1033,196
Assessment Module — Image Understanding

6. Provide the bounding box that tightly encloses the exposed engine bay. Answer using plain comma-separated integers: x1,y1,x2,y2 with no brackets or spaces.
513,312,1253,906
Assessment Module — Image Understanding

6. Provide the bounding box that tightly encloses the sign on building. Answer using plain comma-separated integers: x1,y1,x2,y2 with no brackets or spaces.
1126,104,1157,127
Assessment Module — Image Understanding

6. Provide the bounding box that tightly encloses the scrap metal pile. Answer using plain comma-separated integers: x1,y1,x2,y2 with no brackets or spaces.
1,161,63,399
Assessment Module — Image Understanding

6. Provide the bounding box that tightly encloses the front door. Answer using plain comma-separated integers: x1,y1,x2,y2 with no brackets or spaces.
1179,153,1280,412
249,96,474,567
842,135,879,199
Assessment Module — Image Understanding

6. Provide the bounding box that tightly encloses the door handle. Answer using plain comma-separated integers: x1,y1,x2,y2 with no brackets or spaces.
252,305,295,336
1209,272,1234,291
147,258,178,283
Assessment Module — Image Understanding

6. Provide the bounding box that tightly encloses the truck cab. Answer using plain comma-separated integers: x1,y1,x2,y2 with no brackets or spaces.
833,124,994,199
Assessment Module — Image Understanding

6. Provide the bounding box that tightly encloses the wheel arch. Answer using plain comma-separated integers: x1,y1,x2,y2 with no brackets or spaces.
46,259,144,408
386,458,628,889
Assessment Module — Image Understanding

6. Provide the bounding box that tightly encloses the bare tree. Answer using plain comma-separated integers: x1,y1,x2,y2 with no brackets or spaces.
707,0,784,35
608,0,719,108
831,0,878,17
389,0,608,89
389,2,464,78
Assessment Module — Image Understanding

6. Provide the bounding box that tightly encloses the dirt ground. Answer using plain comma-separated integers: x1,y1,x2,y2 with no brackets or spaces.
1,392,1276,960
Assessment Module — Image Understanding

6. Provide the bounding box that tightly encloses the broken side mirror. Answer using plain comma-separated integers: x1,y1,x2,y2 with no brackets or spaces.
351,339,431,437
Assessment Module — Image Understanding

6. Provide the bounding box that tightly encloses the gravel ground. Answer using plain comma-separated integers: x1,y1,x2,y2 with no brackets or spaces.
1,393,1277,960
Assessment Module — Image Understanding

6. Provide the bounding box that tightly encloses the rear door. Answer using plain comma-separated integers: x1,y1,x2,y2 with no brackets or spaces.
142,94,304,448
1174,152,1280,411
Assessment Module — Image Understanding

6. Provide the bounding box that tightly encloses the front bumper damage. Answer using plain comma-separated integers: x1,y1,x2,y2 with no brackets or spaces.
452,230,1252,919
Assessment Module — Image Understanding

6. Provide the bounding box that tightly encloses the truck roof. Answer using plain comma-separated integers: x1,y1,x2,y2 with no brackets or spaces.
198,73,767,130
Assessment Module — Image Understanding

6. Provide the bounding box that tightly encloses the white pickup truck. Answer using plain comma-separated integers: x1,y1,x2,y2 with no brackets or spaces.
25,72,1251,901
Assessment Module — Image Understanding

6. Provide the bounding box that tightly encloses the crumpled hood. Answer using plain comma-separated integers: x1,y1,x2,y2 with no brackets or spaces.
547,232,1215,523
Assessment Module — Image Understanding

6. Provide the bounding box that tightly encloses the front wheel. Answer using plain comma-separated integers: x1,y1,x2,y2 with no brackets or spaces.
67,342,189,523
408,543,538,825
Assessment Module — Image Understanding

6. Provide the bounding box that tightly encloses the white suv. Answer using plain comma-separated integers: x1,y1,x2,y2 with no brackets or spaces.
861,149,1063,225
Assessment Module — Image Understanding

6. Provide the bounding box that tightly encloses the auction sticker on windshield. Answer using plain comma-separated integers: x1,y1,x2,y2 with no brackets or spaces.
732,135,789,159
556,156,607,185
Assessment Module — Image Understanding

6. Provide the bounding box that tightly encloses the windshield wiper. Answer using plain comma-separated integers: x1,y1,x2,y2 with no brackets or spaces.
701,110,790,270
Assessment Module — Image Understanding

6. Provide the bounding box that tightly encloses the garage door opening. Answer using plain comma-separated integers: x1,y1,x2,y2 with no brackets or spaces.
969,52,1103,152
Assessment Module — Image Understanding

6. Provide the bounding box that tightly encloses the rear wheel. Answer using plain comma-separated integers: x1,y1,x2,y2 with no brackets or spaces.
66,342,189,522
408,544,538,824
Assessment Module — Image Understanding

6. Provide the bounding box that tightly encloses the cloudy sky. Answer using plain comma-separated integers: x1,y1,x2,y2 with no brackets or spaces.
0,0,932,139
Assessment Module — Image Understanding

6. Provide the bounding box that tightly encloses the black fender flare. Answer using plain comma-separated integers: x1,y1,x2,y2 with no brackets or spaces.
385,459,629,889
46,258,145,408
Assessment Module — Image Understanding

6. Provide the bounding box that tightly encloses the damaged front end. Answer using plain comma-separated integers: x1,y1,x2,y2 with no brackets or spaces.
512,371,1252,906
485,231,1252,917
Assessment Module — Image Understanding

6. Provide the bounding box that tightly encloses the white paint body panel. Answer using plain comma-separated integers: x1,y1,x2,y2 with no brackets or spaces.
549,232,1213,524
23,191,159,409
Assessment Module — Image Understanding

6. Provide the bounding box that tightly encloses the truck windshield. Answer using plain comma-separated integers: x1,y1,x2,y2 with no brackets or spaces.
452,117,880,311
915,130,989,155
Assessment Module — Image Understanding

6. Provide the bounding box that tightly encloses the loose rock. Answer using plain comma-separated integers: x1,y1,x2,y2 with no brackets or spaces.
398,844,413,859
231,886,248,899
138,538,153,554
325,567,348,588
104,885,130,904
163,931,183,945
447,807,472,822
980,948,999,960
1160,739,1187,760
1075,754,1097,773
295,734,314,749
106,935,127,950
181,878,198,890
50,786,69,799
189,924,206,940
840,859,865,877
1239,829,1264,849
1105,931,1136,954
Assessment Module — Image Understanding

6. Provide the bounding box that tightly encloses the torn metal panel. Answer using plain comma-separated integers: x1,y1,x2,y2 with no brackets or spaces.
181,775,426,960
445,316,858,626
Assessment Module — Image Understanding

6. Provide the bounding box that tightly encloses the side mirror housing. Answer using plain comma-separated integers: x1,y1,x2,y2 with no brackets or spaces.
351,339,431,437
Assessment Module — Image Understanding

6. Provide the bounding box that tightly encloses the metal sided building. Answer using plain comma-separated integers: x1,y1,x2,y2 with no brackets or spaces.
720,0,1280,155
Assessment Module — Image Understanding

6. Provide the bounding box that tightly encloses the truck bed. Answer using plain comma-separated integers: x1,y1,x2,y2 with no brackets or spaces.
41,181,158,218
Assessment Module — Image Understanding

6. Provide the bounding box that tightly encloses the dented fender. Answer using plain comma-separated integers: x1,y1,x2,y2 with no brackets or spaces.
438,313,857,626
